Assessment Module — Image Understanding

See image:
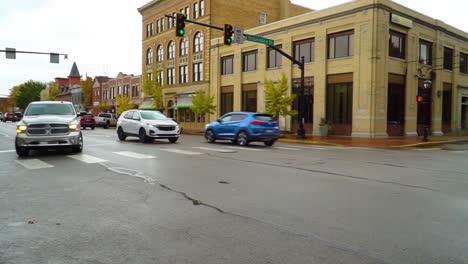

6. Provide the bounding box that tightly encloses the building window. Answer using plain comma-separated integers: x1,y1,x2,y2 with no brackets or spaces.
168,14,173,28
221,55,234,75
294,39,314,63
156,19,161,33
220,89,233,115
185,6,190,19
200,0,205,16
180,38,188,56
419,40,432,65
193,62,203,82
242,50,257,72
194,32,203,52
444,47,453,70
267,45,282,68
242,87,257,112
168,41,175,59
167,68,175,85
194,2,199,18
389,30,405,59
328,30,354,59
146,23,153,37
161,17,165,31
157,71,164,85
180,65,188,83
460,53,468,74
157,45,164,62
146,48,153,65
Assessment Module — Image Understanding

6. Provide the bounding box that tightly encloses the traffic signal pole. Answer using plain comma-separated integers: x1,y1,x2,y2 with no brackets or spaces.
166,15,307,138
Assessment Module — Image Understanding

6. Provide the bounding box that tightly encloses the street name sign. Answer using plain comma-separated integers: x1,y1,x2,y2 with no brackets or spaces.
245,35,274,46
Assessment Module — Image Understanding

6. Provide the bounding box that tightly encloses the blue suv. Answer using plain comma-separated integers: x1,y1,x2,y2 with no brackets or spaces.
204,112,279,146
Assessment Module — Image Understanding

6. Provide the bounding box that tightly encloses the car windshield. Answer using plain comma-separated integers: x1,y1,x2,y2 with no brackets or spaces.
140,111,168,120
253,114,274,121
25,104,75,116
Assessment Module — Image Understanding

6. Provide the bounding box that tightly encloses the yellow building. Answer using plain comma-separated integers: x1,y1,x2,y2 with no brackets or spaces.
210,0,468,137
138,0,311,131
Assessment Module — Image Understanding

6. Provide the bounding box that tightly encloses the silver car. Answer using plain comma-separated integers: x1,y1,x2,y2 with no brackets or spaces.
15,101,83,157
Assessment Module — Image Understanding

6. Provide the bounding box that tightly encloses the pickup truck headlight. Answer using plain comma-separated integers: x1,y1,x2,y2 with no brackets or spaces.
68,122,80,131
16,125,28,134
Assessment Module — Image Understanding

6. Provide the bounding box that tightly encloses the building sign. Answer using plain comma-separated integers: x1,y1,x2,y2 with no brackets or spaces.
391,14,413,28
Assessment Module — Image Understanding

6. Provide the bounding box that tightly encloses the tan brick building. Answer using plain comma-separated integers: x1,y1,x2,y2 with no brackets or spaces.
209,0,468,137
138,0,311,131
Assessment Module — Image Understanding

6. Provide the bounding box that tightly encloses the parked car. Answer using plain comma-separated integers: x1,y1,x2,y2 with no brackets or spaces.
3,112,22,122
204,112,279,146
95,112,117,129
15,101,83,157
116,110,180,143
77,111,95,130
0,112,3,122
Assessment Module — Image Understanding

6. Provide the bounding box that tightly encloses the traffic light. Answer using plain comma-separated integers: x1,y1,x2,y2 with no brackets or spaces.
176,13,186,37
224,24,233,45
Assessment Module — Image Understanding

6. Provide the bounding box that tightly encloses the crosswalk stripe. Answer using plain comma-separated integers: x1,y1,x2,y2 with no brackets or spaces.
224,146,265,152
192,147,236,153
284,145,325,150
161,148,202,155
15,159,54,170
274,146,301,150
0,150,15,153
114,151,156,159
67,154,107,163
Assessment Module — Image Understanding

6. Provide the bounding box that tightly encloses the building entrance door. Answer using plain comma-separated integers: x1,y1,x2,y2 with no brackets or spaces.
387,74,405,136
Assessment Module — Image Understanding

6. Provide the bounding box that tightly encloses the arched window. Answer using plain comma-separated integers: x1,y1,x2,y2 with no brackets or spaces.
168,41,175,59
194,32,203,53
180,38,189,57
157,45,164,62
146,48,153,65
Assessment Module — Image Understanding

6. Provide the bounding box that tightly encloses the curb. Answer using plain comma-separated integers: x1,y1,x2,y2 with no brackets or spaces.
391,139,468,148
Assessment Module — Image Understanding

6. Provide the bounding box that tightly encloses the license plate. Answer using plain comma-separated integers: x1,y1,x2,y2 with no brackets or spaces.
265,129,273,133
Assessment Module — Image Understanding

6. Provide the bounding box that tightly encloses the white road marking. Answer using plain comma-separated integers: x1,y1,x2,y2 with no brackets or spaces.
284,145,325,150
224,146,265,152
0,133,10,137
0,150,15,153
192,147,236,153
415,148,441,151
67,154,107,163
449,151,465,153
161,148,202,155
114,151,156,159
274,146,301,150
15,159,54,170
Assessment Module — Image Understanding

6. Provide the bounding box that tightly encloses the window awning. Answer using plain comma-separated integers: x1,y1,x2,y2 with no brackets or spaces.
173,104,192,109
138,106,157,110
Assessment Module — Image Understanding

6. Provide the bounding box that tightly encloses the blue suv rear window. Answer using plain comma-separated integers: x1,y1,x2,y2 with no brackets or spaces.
253,114,274,121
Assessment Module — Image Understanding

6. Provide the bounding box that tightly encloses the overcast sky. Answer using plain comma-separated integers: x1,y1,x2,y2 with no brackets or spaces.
1,0,467,97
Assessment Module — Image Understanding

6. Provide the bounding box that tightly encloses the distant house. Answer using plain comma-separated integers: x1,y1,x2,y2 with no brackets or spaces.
56,62,81,105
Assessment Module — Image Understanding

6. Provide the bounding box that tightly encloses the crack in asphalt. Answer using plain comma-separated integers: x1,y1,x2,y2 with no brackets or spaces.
367,161,468,176
205,153,441,192
100,162,390,264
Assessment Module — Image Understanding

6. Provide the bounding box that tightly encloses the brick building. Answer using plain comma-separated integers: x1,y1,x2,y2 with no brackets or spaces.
209,0,468,137
138,0,311,131
92,73,142,115
56,62,81,105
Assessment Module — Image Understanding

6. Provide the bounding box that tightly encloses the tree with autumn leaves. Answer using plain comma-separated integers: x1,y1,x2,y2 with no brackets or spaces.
142,66,164,110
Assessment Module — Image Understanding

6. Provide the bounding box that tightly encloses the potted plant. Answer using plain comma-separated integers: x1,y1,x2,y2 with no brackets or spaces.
319,118,331,136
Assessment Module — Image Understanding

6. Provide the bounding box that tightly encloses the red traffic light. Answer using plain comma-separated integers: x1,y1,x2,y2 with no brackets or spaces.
416,95,423,102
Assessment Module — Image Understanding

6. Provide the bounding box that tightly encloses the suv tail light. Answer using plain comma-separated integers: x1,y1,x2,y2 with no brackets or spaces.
250,120,265,125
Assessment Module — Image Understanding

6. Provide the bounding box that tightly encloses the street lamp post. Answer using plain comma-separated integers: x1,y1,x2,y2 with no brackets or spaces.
422,80,432,142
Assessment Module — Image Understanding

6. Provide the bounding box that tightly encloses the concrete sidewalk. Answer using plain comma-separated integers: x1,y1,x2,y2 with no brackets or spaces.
278,134,468,148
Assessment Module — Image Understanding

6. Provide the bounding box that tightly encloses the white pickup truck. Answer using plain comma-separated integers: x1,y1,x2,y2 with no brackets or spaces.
95,113,117,129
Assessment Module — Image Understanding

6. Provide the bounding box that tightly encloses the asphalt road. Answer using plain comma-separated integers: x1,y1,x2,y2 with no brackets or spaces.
0,121,467,264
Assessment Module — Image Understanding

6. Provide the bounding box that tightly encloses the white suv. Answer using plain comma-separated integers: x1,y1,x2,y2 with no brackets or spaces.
116,110,180,143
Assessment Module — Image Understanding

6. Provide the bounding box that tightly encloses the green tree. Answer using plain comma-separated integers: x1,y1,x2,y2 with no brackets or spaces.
48,81,60,101
190,90,216,121
142,67,153,97
80,76,94,107
264,73,297,119
8,85,21,106
151,80,164,110
116,94,134,115
14,80,46,110
142,65,164,110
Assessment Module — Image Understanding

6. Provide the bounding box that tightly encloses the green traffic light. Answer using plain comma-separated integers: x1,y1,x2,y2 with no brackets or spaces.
227,38,232,44
179,29,185,35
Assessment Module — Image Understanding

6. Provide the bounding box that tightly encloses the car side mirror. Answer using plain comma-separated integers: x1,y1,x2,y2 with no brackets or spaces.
217,119,222,123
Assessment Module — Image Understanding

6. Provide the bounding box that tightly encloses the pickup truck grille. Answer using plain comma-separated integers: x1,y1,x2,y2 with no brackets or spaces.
157,125,175,131
28,124,69,135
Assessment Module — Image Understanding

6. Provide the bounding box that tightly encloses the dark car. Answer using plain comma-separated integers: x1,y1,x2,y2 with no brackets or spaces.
3,112,22,122
77,111,95,130
204,112,279,146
